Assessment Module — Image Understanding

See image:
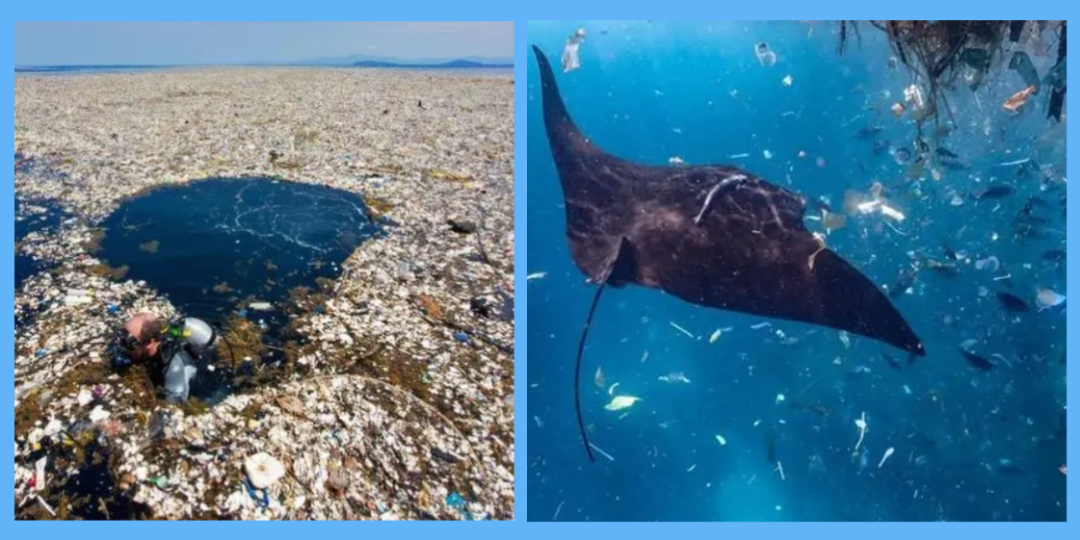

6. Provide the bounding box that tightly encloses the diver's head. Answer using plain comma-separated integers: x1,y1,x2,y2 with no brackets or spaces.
117,313,166,363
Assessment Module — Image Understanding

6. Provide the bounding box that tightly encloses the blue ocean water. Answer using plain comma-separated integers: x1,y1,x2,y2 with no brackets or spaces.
98,178,381,332
15,195,66,290
527,21,1066,522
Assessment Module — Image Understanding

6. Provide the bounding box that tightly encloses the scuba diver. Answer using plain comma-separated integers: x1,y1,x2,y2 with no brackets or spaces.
110,313,221,403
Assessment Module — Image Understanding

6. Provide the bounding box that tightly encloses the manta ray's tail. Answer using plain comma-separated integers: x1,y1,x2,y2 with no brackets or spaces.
574,283,605,462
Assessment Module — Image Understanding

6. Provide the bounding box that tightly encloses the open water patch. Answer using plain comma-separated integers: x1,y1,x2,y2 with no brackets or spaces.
100,178,381,328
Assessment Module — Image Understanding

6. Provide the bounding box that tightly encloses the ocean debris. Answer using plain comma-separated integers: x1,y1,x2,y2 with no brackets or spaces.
709,327,733,344
562,28,587,73
838,331,851,349
755,42,777,67
670,321,695,339
589,443,615,462
244,452,286,489
853,411,868,453
878,447,895,468
527,272,547,281
594,366,605,389
1035,288,1066,311
782,75,793,87
1003,86,1037,112
658,372,691,384
716,434,727,446
605,395,641,412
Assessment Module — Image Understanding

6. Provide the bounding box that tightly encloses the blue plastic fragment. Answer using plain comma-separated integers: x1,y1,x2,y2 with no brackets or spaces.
106,304,119,314
446,493,474,520
453,332,469,343
243,478,270,508
35,349,47,358
237,309,248,318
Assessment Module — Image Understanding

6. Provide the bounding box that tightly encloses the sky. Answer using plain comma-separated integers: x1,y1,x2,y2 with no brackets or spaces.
14,22,514,65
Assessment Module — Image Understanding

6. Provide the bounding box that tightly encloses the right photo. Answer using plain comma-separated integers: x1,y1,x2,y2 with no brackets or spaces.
527,21,1067,522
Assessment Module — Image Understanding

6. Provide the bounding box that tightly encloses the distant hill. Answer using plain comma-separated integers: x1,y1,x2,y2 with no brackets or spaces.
351,59,512,69
293,54,513,67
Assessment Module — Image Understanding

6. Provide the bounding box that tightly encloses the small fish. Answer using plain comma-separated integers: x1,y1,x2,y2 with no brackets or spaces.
855,125,884,140
791,401,829,418
1042,249,1067,262
941,242,958,261
996,292,1030,312
890,267,918,298
925,258,959,278
935,147,960,159
997,458,1028,476
959,348,995,371
971,184,1015,201
882,353,902,371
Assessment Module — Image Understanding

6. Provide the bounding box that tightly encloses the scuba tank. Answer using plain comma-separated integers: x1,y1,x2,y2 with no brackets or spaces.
159,317,219,403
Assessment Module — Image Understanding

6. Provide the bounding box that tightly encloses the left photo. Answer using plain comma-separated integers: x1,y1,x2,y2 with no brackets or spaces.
14,21,515,521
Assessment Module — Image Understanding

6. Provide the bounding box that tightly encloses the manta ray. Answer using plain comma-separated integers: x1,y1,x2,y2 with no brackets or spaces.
531,46,925,461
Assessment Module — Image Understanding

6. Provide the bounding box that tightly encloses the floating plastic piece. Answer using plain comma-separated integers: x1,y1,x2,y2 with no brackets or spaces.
658,372,691,384
670,322,694,338
248,302,273,311
527,272,547,281
782,75,793,87
1003,86,1037,112
775,393,786,405
594,366,605,389
878,447,895,468
562,28,586,73
715,434,727,446
755,43,777,67
605,395,641,412
668,156,687,166
891,103,905,118
245,452,286,489
1035,288,1066,311
975,256,1000,271
763,149,774,160
447,492,474,520
589,443,616,462
838,331,851,349
853,411,868,453
903,84,925,110
34,457,47,492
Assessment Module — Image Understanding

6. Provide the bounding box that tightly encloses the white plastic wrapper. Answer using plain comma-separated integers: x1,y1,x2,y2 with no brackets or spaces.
562,28,587,73
755,42,777,67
